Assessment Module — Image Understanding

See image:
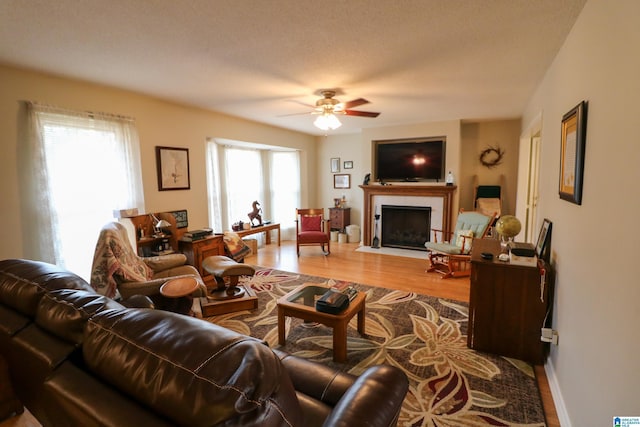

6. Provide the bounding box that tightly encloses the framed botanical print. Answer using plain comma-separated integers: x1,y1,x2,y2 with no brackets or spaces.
156,146,190,191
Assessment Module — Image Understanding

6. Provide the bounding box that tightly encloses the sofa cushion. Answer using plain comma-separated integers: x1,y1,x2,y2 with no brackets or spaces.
83,308,303,427
36,289,125,345
223,232,253,261
0,259,93,317
300,215,322,232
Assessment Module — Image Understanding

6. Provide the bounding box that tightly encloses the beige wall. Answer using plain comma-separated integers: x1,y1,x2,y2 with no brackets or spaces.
317,119,522,240
0,65,316,260
460,119,521,214
521,0,640,425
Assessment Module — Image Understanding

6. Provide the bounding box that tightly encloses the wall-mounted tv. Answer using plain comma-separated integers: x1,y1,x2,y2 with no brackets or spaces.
373,137,446,182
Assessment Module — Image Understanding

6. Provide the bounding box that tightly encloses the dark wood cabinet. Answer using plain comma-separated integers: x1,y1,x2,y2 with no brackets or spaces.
468,239,550,364
179,235,224,288
329,208,350,231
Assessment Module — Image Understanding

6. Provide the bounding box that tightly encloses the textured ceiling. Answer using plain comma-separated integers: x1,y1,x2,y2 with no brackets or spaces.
0,0,586,135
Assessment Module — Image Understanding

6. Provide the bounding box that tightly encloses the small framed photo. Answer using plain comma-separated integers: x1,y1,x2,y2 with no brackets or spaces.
535,218,552,260
344,160,353,169
334,174,351,189
559,101,588,205
330,157,340,173
156,146,191,191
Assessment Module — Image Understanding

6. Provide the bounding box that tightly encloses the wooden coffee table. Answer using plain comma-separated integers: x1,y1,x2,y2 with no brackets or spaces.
277,283,366,362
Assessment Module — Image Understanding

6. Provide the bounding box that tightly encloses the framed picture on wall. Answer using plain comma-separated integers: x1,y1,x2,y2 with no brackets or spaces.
344,160,353,169
156,146,191,191
334,174,351,189
331,157,340,173
559,101,588,205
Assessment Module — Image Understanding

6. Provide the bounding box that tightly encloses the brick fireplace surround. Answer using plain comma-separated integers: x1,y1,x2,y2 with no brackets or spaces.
359,185,457,247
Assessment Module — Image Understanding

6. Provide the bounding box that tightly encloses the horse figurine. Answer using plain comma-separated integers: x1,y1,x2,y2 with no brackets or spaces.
247,201,263,226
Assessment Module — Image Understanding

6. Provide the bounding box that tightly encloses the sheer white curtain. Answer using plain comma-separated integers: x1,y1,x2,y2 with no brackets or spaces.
205,141,300,241
205,139,223,231
23,102,144,279
223,147,264,228
269,151,300,240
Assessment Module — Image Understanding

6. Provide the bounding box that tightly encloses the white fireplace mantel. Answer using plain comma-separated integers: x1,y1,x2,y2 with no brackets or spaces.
360,184,457,247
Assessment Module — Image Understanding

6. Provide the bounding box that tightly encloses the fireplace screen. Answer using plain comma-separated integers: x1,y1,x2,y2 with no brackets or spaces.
381,205,431,251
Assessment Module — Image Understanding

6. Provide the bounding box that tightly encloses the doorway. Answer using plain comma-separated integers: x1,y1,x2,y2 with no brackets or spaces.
516,113,542,242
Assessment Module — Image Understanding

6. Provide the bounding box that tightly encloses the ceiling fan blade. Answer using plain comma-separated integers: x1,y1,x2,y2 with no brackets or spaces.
277,111,312,117
345,110,380,118
342,98,369,109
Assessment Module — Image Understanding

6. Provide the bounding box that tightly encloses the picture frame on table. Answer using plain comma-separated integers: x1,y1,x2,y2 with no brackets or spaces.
333,174,351,189
156,146,191,191
559,101,588,205
330,157,340,173
535,218,552,260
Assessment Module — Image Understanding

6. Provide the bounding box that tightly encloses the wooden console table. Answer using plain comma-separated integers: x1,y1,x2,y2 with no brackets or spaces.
234,223,281,246
468,239,550,364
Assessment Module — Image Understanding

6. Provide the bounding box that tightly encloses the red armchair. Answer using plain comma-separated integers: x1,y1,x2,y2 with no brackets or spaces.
295,208,331,256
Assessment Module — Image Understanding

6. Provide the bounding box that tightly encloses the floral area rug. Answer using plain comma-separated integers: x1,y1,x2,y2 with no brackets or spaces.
204,267,546,426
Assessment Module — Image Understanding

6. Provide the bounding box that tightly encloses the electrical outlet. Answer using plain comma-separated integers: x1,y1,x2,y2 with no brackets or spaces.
540,328,559,345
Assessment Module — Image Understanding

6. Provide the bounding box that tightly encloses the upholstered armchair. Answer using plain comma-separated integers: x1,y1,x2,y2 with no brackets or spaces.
90,222,206,300
424,210,495,278
295,208,331,256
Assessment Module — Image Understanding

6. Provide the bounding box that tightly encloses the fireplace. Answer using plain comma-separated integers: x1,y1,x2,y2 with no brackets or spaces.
360,185,456,248
381,205,431,251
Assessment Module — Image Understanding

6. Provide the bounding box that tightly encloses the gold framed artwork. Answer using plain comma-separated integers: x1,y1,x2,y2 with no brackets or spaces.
333,174,351,189
156,146,190,191
559,101,588,205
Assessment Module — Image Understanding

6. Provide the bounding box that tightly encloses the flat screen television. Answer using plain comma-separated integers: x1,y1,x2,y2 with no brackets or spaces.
373,137,446,182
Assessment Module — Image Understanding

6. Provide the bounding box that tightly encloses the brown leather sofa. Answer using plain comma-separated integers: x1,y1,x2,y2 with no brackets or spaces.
0,258,408,426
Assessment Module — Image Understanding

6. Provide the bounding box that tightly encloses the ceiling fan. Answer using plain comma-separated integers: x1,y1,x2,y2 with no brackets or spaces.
282,89,380,130
312,90,380,118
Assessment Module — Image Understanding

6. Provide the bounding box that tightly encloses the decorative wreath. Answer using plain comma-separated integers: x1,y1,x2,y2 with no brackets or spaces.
479,145,505,168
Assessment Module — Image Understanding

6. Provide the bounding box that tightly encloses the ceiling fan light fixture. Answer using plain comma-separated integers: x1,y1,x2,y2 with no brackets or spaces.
314,112,342,130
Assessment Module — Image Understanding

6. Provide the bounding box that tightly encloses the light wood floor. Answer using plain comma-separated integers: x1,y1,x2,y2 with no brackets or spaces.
2,240,559,427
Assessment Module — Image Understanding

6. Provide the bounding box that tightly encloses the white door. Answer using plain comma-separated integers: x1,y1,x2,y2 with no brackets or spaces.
516,114,542,243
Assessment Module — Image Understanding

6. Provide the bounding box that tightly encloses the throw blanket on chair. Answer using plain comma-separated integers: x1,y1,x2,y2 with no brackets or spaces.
90,223,152,299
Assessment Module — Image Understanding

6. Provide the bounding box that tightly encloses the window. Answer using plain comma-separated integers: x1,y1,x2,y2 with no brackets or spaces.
206,140,300,240
24,103,144,280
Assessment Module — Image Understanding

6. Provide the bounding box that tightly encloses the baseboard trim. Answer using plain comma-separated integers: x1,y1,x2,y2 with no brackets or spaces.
545,358,572,426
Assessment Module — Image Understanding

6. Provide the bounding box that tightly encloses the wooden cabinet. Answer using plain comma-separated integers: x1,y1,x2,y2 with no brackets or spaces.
329,208,350,231
179,235,224,288
468,239,550,364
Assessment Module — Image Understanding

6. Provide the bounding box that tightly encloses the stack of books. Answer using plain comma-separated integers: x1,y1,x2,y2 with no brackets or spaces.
180,228,213,242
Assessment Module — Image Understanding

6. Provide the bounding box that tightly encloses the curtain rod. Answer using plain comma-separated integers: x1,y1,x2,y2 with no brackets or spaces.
24,100,136,122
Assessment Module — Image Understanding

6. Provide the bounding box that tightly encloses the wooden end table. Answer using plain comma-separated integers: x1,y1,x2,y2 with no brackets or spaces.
277,283,366,363
159,277,199,315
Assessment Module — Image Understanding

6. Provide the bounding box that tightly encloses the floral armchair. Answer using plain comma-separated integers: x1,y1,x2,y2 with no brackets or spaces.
90,222,206,300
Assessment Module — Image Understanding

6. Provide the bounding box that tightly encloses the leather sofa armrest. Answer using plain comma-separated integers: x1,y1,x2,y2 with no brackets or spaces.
322,365,408,427
120,295,155,309
273,349,356,406
142,254,187,271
